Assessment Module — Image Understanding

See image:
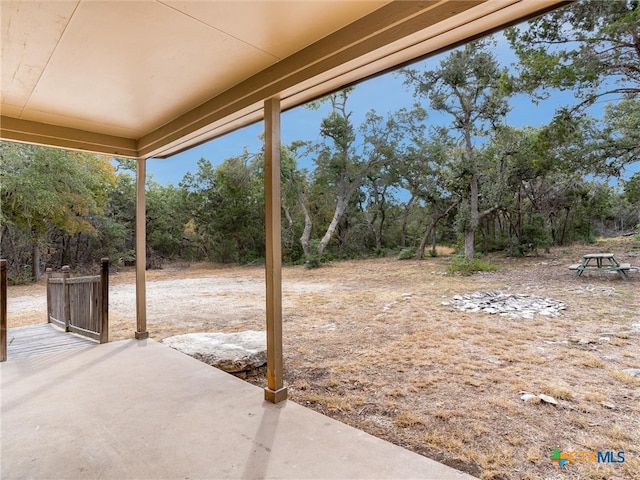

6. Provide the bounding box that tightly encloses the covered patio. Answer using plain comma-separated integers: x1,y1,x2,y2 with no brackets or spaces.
2,1,570,477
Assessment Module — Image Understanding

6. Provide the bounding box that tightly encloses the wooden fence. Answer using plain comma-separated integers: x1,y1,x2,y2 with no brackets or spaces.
47,258,109,343
1,259,7,362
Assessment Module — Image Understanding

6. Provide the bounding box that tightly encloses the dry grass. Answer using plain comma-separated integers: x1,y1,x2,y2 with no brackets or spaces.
6,238,640,479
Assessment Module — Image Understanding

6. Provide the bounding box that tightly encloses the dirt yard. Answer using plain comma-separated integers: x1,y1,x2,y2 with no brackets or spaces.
7,238,640,480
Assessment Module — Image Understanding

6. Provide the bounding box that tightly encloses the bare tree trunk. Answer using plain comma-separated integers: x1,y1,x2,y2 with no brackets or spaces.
463,228,475,261
464,172,480,261
400,196,415,248
431,226,437,255
317,195,349,256
417,199,461,259
416,222,435,259
481,219,488,255
32,240,41,282
376,206,385,251
298,192,312,257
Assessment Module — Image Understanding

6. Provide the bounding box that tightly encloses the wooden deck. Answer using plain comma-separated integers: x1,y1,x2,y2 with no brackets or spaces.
5,323,97,361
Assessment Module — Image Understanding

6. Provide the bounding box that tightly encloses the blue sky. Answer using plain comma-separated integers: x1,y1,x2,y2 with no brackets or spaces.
145,33,620,186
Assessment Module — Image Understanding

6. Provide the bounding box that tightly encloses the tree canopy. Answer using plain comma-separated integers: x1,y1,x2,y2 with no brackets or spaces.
2,5,639,282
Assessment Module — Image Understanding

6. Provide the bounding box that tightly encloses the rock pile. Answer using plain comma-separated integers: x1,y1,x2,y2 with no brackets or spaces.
442,291,566,319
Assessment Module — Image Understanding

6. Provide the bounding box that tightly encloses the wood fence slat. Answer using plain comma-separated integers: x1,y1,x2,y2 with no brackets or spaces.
66,276,100,284
67,325,100,342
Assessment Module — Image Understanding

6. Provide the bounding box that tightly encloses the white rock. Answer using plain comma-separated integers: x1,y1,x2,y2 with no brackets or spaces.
538,394,558,405
520,393,538,402
163,331,266,373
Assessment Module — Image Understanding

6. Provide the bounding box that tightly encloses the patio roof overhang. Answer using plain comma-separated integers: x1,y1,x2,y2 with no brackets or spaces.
1,0,571,160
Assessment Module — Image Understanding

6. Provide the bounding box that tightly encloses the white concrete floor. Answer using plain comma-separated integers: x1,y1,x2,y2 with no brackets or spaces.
1,338,476,479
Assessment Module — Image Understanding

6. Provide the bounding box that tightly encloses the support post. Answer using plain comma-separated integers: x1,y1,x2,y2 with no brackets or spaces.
62,266,71,332
264,97,287,403
45,268,52,323
135,158,148,340
100,258,109,344
1,259,7,362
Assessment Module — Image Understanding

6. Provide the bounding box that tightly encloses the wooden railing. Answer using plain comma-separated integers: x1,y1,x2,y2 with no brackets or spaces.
47,258,109,343
1,259,7,362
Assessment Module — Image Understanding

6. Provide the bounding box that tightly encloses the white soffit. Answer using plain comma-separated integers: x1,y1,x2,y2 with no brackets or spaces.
0,0,571,159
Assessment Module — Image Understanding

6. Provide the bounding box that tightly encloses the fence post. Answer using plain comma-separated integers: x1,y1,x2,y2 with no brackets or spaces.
100,258,109,344
45,267,52,323
62,265,71,332
1,259,7,362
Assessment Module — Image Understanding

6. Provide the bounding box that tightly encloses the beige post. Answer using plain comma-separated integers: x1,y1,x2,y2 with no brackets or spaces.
135,158,148,339
100,258,109,344
62,266,71,332
1,259,7,362
45,267,52,323
264,97,287,403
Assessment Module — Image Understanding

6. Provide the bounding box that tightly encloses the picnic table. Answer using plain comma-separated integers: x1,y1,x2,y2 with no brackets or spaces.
569,253,630,281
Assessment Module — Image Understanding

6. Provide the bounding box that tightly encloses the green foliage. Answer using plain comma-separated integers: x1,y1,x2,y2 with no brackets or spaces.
506,0,640,107
624,172,640,205
521,214,553,253
180,155,265,264
1,142,116,279
446,256,499,275
398,248,414,260
147,182,190,259
304,241,333,269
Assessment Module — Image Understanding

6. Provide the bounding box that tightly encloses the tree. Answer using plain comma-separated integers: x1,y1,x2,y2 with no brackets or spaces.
181,154,264,263
506,0,640,108
622,171,640,228
1,142,115,281
394,127,460,258
594,96,640,176
300,89,360,262
146,182,191,263
299,89,426,265
401,39,511,260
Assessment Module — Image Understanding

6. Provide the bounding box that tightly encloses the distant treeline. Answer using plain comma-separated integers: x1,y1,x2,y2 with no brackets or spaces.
1,1,639,283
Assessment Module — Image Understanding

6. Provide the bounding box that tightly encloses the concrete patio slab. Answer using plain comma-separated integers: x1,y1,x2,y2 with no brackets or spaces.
1,339,476,479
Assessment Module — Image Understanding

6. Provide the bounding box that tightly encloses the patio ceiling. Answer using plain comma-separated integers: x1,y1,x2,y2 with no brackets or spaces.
1,0,571,160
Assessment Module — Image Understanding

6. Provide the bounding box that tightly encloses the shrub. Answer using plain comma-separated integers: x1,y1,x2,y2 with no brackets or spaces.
398,248,415,260
446,256,499,275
